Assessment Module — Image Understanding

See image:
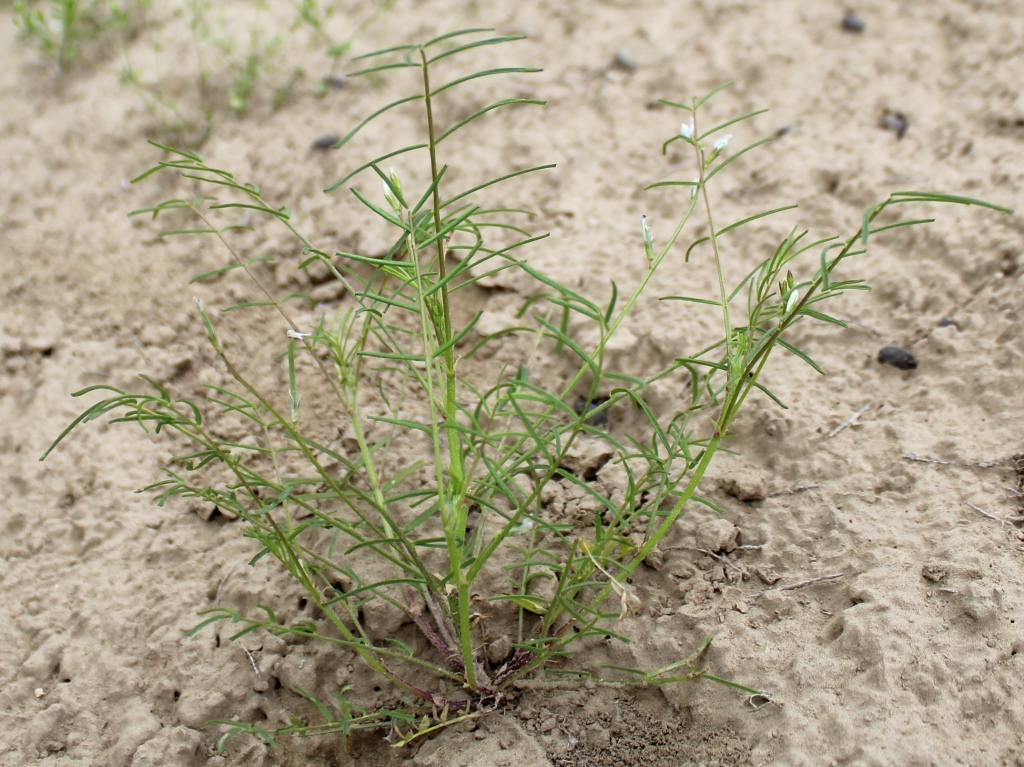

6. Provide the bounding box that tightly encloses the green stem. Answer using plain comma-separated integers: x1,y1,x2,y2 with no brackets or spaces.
419,46,476,688
694,115,732,354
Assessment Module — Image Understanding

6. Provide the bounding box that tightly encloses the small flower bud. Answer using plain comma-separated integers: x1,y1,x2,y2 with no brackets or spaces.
388,167,403,196
713,134,732,151
785,288,800,314
641,215,654,262
680,117,695,140
383,180,401,213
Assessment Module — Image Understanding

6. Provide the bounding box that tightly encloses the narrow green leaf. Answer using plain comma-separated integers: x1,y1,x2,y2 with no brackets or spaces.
694,81,734,108
441,164,556,209
208,201,290,220
604,281,618,326
657,99,693,111
490,594,548,614
336,251,414,269
326,144,428,193
347,61,421,78
421,27,493,48
890,190,1013,214
517,261,601,316
801,309,848,327
334,94,425,150
646,179,699,190
699,674,769,697
190,257,275,283
427,35,527,64
535,316,599,377
718,205,798,237
690,495,725,514
463,326,531,359
705,136,775,182
749,379,787,408
660,295,720,306
598,664,648,677
437,99,546,143
698,109,769,140
685,236,709,262
776,339,825,375
160,227,220,236
358,350,428,362
868,218,933,235
612,388,670,456
349,187,406,228
431,312,482,359
195,298,222,353
293,686,335,722
350,43,416,62
430,67,542,97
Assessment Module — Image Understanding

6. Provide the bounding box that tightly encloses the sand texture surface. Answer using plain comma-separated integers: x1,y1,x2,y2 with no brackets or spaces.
2,1,1023,765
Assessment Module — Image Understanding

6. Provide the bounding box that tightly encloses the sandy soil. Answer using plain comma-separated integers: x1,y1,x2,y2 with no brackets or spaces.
2,1,1023,766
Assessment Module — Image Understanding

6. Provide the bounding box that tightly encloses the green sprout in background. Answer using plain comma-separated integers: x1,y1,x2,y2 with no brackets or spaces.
12,0,396,145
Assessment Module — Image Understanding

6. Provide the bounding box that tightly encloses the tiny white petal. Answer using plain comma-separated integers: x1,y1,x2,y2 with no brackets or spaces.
680,122,693,139
510,518,534,535
691,178,700,198
714,134,732,151
286,329,312,339
641,215,653,245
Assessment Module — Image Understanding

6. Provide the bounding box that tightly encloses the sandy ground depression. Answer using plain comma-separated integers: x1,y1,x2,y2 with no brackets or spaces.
1,1,1023,765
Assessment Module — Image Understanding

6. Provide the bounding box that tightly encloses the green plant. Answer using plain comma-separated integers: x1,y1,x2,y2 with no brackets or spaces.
14,0,149,70
289,0,398,90
116,0,396,146
44,28,1011,752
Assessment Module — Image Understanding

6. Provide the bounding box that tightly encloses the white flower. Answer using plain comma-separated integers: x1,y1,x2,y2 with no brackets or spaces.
510,518,534,535
641,214,653,246
286,329,312,339
714,134,732,151
680,117,695,139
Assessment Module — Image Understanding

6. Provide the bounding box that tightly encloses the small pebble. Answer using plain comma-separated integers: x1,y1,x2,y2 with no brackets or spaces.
878,345,917,370
321,75,347,90
612,49,637,72
311,134,340,151
574,396,610,427
936,316,959,328
842,12,866,32
880,109,909,139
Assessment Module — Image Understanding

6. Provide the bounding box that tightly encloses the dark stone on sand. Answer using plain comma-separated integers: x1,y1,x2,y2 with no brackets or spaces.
311,134,339,150
574,396,610,426
880,109,909,139
842,12,866,32
878,345,917,370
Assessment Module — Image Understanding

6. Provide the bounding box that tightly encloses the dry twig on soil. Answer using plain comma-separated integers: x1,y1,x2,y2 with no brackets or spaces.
748,573,845,600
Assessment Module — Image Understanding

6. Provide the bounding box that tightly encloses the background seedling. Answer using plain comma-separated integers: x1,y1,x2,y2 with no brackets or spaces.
10,0,396,145
13,0,149,70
